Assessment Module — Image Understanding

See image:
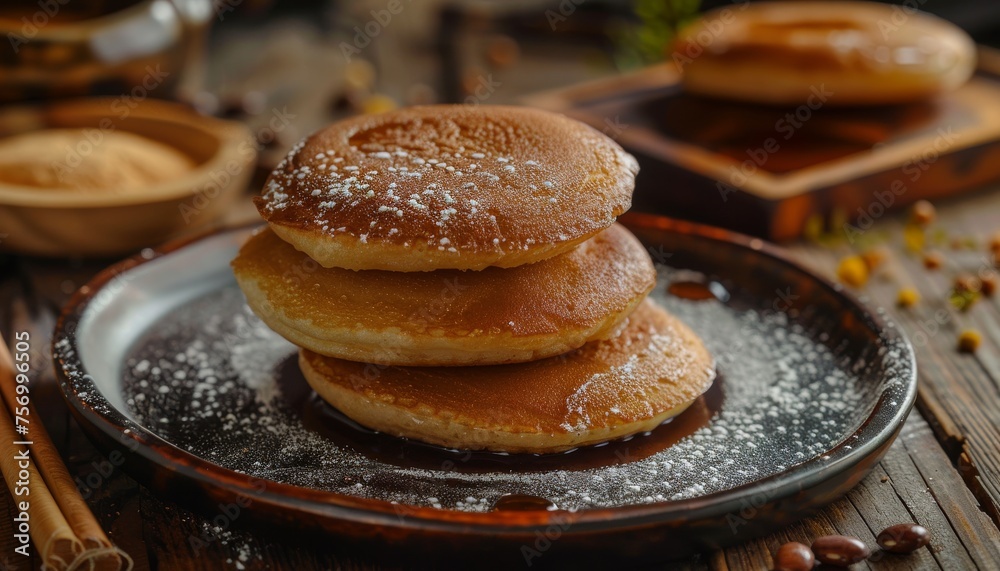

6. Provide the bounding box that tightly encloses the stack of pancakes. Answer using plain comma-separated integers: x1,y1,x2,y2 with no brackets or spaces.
232,105,715,454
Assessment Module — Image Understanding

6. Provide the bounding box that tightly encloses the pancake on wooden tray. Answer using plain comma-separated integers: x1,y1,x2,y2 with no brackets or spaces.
299,299,716,453
674,1,976,106
254,105,639,271
232,223,655,366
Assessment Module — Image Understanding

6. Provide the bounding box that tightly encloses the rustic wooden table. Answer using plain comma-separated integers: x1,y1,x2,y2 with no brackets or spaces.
3,4,1000,566
2,186,1000,570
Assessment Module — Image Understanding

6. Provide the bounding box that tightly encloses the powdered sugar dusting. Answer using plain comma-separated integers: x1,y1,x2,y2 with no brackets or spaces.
260,143,560,252
254,107,639,256
109,262,910,513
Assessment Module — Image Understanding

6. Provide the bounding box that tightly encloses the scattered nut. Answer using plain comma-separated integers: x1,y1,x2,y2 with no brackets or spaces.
922,251,943,270
773,541,814,571
958,330,981,353
837,256,869,287
861,248,888,271
877,523,931,554
983,275,997,297
811,535,871,567
988,231,1000,253
904,224,926,253
953,273,980,293
950,288,980,312
897,288,919,308
949,236,978,251
910,200,936,226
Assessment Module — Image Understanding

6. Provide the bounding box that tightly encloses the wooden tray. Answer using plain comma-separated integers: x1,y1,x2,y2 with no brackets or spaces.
524,48,1000,242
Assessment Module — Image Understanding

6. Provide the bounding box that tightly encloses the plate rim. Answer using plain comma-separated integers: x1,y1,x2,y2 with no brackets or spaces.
52,213,918,536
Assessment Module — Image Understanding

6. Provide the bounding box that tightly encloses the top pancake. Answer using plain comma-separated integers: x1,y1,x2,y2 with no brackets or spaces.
254,105,639,271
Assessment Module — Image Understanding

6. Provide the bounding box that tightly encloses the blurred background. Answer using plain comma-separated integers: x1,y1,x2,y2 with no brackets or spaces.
2,0,1000,253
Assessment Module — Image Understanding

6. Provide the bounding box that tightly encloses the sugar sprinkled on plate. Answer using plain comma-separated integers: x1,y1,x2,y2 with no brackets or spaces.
116,265,905,513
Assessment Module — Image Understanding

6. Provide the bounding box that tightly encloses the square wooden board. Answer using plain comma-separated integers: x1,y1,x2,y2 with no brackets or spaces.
524,48,1000,241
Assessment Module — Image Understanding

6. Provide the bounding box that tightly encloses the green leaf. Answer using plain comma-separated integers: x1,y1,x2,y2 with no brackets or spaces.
615,0,703,68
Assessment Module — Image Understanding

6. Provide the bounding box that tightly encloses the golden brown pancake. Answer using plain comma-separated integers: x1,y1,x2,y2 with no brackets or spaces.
299,299,716,453
674,2,975,106
232,223,656,366
254,105,639,271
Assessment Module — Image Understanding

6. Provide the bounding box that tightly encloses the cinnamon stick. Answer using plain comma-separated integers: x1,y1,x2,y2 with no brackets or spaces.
0,333,128,570
0,398,82,569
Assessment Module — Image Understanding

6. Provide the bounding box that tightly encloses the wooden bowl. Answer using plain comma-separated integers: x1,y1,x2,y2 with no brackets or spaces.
0,98,255,257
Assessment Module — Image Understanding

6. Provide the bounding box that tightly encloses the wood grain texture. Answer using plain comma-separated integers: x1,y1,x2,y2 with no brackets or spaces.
786,188,1000,536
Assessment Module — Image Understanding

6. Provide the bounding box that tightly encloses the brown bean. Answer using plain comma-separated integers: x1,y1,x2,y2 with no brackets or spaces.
910,200,936,226
988,231,1000,254
954,273,979,293
877,523,930,553
860,248,888,271
811,535,870,566
773,541,814,571
958,330,982,353
982,275,997,297
923,251,943,270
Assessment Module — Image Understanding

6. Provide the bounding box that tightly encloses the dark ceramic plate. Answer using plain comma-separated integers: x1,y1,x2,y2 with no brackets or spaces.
53,213,916,568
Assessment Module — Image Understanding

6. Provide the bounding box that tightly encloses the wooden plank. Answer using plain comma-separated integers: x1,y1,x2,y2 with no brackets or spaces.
694,411,1000,571
786,189,1000,534
108,492,151,571
847,467,938,570
907,446,1000,569
137,486,389,570
879,434,978,569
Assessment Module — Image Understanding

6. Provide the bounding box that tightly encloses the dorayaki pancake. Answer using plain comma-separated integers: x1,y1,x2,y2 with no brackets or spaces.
232,223,656,366
299,299,716,453
254,105,639,271
674,2,975,106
